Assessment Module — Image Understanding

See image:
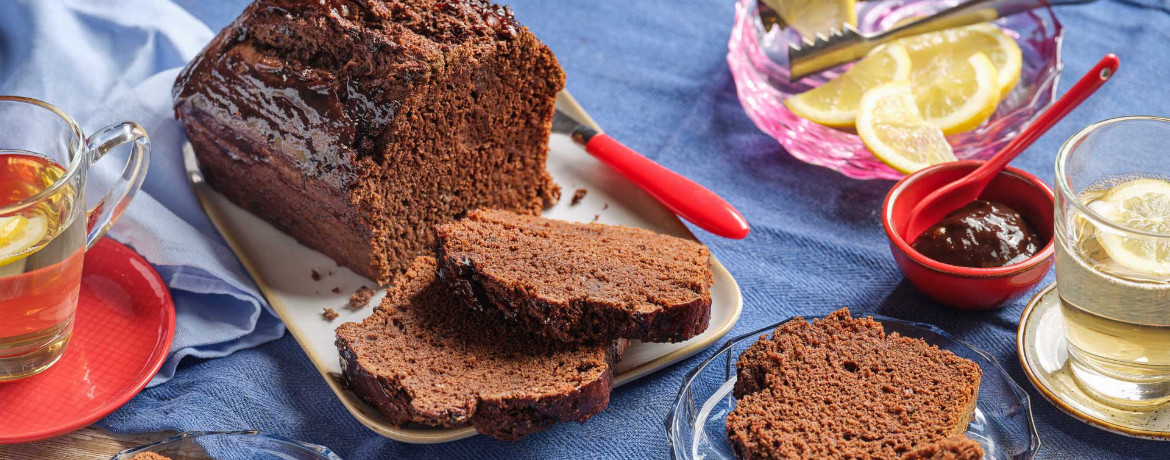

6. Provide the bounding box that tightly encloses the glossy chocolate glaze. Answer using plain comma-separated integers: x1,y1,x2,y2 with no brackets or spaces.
912,200,1041,268
172,0,521,189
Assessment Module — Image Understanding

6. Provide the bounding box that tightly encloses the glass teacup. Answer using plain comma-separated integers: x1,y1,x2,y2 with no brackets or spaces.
0,96,149,381
1055,116,1170,408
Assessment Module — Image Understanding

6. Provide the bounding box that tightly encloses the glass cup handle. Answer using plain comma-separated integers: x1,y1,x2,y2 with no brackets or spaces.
84,122,151,250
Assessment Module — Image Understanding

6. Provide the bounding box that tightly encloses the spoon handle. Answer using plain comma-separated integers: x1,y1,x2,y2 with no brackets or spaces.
965,54,1119,186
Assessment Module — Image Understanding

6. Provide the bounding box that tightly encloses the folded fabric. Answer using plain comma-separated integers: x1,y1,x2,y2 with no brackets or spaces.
0,0,284,385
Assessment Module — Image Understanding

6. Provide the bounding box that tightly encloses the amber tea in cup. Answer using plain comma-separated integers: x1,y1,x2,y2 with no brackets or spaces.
0,97,149,381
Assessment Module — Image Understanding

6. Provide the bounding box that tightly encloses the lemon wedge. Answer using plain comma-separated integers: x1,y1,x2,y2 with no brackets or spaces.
764,0,857,40
901,23,1023,101
857,81,956,174
1093,179,1170,276
0,214,48,267
906,51,1000,135
785,43,912,128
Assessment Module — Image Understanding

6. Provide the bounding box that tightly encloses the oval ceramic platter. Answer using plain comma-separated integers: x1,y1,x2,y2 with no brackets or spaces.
184,91,744,444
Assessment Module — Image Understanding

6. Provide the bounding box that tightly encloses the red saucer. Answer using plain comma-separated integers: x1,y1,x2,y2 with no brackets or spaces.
0,238,175,444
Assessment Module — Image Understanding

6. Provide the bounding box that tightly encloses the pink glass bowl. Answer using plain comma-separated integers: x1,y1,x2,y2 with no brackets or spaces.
727,0,1064,180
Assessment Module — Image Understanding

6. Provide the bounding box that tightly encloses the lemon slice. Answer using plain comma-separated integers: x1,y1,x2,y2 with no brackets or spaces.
857,81,956,174
906,51,1000,135
1093,179,1170,276
900,23,1023,100
785,43,912,128
764,0,857,40
0,214,48,267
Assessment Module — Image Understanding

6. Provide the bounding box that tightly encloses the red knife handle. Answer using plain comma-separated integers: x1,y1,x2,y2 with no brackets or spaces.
584,133,750,239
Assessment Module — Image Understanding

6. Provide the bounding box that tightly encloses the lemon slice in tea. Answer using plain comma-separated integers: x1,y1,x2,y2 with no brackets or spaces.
0,214,49,267
857,81,955,174
785,43,912,128
1094,178,1170,276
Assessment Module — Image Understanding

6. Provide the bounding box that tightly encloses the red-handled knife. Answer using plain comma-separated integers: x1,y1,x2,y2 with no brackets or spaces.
552,107,750,239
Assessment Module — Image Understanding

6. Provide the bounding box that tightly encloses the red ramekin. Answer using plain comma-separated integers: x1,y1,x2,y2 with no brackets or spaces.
882,160,1055,310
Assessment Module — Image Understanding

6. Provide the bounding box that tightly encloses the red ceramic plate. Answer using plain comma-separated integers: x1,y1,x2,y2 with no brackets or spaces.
0,238,175,444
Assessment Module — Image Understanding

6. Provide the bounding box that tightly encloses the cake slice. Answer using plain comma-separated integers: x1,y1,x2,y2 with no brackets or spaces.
434,209,713,343
174,0,563,285
726,308,983,460
336,256,626,440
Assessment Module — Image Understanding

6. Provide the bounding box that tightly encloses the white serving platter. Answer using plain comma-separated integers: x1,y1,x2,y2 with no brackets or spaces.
184,91,743,443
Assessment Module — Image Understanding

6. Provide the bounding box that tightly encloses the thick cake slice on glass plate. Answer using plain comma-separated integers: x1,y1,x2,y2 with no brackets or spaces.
726,308,983,460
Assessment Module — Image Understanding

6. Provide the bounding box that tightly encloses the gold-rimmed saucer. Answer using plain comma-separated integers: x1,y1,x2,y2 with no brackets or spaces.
1018,283,1170,440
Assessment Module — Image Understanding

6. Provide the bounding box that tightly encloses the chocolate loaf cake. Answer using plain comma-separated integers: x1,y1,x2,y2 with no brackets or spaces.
726,308,983,460
336,256,626,440
174,0,563,284
435,209,713,343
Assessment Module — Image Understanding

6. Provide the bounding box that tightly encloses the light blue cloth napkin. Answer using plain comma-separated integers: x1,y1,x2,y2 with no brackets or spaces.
0,0,284,386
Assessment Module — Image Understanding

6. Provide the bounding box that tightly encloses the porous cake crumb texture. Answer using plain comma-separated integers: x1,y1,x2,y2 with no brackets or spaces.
435,209,713,343
335,256,625,440
726,308,983,460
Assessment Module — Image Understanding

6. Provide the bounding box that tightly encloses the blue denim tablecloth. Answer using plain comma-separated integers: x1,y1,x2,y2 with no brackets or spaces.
85,0,1170,458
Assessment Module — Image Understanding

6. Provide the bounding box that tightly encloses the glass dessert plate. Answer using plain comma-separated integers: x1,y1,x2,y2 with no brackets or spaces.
665,314,1041,459
727,0,1064,180
111,431,341,460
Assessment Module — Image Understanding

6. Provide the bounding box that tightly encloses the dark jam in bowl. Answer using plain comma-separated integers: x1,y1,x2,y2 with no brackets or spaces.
911,200,1041,268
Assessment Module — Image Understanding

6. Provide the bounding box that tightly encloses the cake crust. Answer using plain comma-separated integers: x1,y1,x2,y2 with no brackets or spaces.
726,308,983,460
435,209,713,343
335,256,626,440
899,436,984,460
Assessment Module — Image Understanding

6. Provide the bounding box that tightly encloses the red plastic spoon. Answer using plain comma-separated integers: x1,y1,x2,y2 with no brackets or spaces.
904,54,1120,242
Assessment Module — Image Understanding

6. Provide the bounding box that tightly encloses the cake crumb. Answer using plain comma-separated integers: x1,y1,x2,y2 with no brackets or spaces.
311,269,321,281
602,203,609,210
570,188,587,205
349,286,375,310
592,214,600,222
332,287,341,294
130,454,172,460
322,308,340,321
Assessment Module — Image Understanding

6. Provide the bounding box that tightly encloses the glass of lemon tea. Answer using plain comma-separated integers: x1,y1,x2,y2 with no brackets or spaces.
0,97,149,381
1055,116,1170,408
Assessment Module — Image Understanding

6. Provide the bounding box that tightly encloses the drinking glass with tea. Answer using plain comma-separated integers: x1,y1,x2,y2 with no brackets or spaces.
0,96,149,381
1055,116,1170,408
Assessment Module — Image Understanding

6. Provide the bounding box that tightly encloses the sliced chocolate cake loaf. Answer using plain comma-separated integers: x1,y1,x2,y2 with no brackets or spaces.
336,257,626,440
174,0,562,285
727,308,983,460
434,209,714,344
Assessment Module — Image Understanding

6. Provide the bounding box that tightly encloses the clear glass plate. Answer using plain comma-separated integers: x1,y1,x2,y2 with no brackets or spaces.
665,314,1041,459
727,0,1064,180
110,430,342,460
